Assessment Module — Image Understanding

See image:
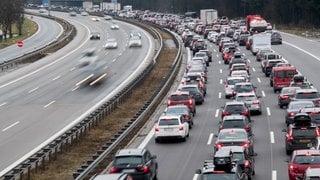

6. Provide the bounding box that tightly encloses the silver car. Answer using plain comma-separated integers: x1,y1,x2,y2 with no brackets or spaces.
224,76,247,98
104,38,118,49
129,36,142,47
235,92,262,115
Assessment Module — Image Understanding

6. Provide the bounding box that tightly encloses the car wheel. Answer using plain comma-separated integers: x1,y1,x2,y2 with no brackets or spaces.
182,137,186,142
155,138,160,143
280,104,284,109
252,169,255,175
286,149,291,155
189,123,192,129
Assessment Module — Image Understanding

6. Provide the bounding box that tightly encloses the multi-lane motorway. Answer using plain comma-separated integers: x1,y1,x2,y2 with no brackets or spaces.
0,11,154,176
128,32,320,180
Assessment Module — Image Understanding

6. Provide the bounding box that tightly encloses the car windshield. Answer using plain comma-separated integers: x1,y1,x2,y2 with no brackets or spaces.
170,94,188,101
232,153,245,162
281,88,299,95
275,70,295,78
296,92,319,99
292,128,317,137
219,131,247,140
166,107,188,114
290,102,314,110
293,155,320,164
159,118,180,125
222,120,245,128
225,105,245,112
227,79,246,85
114,156,142,166
181,87,199,93
236,95,256,101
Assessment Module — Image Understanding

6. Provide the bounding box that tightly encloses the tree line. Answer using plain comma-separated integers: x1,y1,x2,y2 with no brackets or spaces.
0,0,25,39
122,0,320,28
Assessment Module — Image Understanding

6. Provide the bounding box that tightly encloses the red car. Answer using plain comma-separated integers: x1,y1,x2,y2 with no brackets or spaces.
288,149,320,180
167,91,196,115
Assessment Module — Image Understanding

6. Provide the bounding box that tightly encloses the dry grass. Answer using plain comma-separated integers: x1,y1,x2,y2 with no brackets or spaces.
30,30,178,180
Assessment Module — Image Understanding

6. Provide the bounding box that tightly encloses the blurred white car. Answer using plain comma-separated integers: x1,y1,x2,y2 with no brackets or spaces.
104,38,118,49
80,11,88,16
154,115,189,142
103,15,112,20
128,36,142,47
91,17,100,21
111,23,119,30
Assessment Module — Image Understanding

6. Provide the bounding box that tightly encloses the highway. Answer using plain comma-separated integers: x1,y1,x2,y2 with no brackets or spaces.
0,15,63,63
128,32,320,180
0,11,155,176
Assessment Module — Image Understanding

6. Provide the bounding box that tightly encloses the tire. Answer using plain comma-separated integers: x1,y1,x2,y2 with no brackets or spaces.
286,148,291,155
182,137,186,142
155,138,160,143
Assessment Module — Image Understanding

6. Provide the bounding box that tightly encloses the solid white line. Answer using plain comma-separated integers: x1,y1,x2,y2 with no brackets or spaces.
284,41,320,62
267,107,271,116
262,90,266,97
257,77,261,83
0,102,7,107
272,170,277,180
28,87,39,93
252,67,256,72
220,69,222,74
270,131,275,143
44,101,55,108
215,109,220,118
52,75,61,81
218,92,222,99
207,133,214,145
2,121,20,132
138,128,155,149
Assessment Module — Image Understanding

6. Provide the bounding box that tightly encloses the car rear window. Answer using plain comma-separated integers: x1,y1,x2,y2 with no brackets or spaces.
170,94,189,101
166,108,188,114
235,85,253,92
292,128,317,137
296,92,319,99
227,79,245,85
159,118,180,126
236,95,256,101
225,105,245,111
114,156,142,166
219,131,247,139
291,102,314,109
275,70,295,78
293,155,320,164
222,120,245,128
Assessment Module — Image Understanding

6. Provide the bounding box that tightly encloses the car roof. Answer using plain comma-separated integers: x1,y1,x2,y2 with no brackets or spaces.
219,128,247,133
234,82,252,86
289,100,315,105
223,115,246,120
296,88,318,93
226,76,246,80
116,148,146,156
236,92,256,97
225,101,246,106
171,91,190,96
293,149,320,156
166,104,189,109
300,107,320,113
93,173,128,180
220,146,245,153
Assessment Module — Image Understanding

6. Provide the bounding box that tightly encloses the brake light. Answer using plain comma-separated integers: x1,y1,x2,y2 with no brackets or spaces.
109,167,120,173
222,111,230,116
241,110,249,116
241,141,250,148
136,166,149,173
280,95,289,99
316,128,320,137
289,164,299,173
310,111,319,115
168,100,172,106
289,112,295,117
179,125,184,130
286,129,293,142
244,160,250,168
184,115,190,121
215,143,224,149
188,99,193,105
225,84,228,88
155,125,159,132
245,125,251,131
252,100,260,105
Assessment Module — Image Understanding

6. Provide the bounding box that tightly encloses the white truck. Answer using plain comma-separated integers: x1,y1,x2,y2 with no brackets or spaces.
200,9,218,26
251,33,271,55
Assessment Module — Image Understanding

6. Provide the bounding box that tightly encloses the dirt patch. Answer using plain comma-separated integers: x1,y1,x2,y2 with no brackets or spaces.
30,30,178,180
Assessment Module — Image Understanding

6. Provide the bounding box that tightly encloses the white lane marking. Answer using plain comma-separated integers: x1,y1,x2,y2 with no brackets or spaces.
139,127,155,149
70,67,76,71
252,67,256,72
193,174,199,180
220,79,223,84
2,121,20,132
220,69,222,74
262,90,266,97
207,133,214,145
103,66,109,70
52,75,61,81
248,59,251,63
272,170,277,180
105,51,109,56
284,41,320,62
243,53,246,56
44,101,56,108
213,49,216,52
216,54,219,58
72,86,79,91
28,87,39,93
257,77,261,83
267,107,271,116
219,92,222,99
0,102,7,107
112,59,116,62
215,109,220,118
218,60,221,64
0,23,91,90
270,131,275,143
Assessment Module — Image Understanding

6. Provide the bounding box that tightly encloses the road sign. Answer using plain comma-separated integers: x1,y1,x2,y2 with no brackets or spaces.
17,41,23,48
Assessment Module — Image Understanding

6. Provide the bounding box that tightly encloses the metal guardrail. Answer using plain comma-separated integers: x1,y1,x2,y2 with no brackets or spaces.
0,12,75,72
0,18,171,180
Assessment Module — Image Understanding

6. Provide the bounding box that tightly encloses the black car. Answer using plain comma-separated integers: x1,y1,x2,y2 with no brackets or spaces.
179,84,205,105
238,34,250,46
90,32,100,40
278,87,301,108
283,113,320,155
219,115,252,136
109,148,158,180
299,107,320,125
271,31,282,44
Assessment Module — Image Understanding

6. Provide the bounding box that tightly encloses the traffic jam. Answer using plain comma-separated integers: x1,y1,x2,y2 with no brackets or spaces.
143,10,320,180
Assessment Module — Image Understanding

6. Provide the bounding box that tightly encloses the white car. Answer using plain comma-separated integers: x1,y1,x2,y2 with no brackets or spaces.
128,36,142,47
91,17,100,21
224,76,247,98
80,11,88,16
104,38,118,49
103,15,112,20
111,24,119,30
154,115,189,143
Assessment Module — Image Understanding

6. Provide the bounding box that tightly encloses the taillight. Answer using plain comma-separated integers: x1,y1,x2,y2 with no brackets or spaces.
244,160,250,168
241,110,249,116
109,167,120,173
316,128,320,137
286,129,293,142
241,141,250,148
155,125,159,132
167,99,171,106
289,164,299,173
215,143,224,149
252,100,260,105
280,95,289,99
225,84,228,88
136,166,149,173
188,99,193,105
184,115,190,121
288,112,295,117
222,111,230,116
179,125,184,130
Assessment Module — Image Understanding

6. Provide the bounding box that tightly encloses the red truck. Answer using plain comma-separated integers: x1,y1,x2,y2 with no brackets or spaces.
246,15,268,33
271,66,297,93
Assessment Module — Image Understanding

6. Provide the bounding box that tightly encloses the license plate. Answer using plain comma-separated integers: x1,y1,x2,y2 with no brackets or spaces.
300,139,311,143
164,128,173,131
122,169,135,173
